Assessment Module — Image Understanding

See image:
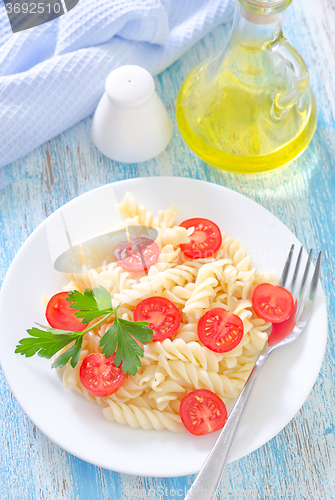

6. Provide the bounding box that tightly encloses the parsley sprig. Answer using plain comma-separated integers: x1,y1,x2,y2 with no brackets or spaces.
15,286,153,375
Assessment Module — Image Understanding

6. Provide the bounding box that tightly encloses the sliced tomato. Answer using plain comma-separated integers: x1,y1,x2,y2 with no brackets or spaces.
179,218,222,259
79,353,125,397
197,308,244,353
252,283,294,323
268,301,297,346
180,389,227,435
133,297,181,341
46,292,85,332
114,237,159,272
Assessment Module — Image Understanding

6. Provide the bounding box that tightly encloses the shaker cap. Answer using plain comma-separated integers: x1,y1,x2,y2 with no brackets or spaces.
105,65,155,107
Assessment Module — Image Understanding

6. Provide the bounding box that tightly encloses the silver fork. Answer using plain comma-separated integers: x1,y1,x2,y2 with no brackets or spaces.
184,245,322,500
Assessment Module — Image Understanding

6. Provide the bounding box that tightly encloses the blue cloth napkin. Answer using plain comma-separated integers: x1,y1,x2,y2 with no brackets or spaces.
0,0,234,187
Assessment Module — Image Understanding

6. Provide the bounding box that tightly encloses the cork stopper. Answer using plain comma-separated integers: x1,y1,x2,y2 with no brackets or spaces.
241,0,288,25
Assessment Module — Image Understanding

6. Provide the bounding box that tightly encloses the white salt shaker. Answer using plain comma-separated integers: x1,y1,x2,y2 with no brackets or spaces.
91,65,172,163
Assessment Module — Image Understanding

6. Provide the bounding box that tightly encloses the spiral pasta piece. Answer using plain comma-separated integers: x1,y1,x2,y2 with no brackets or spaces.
161,261,202,287
173,322,198,342
117,192,179,230
157,356,240,399
148,380,187,411
102,400,185,432
144,339,224,373
112,266,164,306
183,259,233,319
154,245,181,271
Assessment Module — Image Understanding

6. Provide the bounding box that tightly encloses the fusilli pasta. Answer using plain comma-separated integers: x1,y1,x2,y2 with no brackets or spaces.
59,193,275,433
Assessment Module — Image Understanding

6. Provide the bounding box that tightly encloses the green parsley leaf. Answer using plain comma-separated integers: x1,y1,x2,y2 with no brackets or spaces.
118,318,153,344
15,309,113,369
51,336,84,369
15,327,81,360
100,315,153,376
67,287,113,323
35,323,79,337
92,286,113,310
16,286,154,377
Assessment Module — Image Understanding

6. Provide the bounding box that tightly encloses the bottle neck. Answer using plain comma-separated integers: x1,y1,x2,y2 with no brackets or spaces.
231,2,285,47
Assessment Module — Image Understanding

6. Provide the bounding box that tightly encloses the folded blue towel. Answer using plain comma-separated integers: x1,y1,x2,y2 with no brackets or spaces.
0,0,234,188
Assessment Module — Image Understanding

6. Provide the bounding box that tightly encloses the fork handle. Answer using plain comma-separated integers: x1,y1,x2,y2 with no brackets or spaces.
184,347,270,500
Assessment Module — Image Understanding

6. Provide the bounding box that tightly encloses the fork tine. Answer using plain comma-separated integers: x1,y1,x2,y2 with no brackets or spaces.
297,251,322,323
308,252,322,303
279,244,295,288
295,249,313,321
289,246,303,299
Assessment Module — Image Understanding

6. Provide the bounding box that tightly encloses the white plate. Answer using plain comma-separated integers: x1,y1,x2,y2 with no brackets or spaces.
0,177,327,477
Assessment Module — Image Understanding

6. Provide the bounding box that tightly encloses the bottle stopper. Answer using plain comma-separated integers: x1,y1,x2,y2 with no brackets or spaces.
241,0,286,25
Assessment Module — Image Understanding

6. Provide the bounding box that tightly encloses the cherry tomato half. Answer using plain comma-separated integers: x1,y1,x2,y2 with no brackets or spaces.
179,218,222,259
197,308,244,353
133,297,181,341
46,292,85,332
79,353,125,397
252,283,294,323
114,237,159,272
268,301,297,346
180,389,228,435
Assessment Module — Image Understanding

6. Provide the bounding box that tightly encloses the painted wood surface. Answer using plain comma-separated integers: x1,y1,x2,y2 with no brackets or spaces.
1,0,335,498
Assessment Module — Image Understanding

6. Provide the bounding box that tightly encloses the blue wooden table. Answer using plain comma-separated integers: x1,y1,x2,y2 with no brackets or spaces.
1,0,335,498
